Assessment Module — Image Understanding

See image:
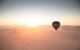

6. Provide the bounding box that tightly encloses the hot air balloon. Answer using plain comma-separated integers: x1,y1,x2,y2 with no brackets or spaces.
52,21,60,30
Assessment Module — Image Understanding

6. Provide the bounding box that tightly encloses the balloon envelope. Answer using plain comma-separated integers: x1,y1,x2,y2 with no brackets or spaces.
52,21,60,30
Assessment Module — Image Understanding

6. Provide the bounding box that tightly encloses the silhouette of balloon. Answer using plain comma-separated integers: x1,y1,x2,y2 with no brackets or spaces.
52,21,60,30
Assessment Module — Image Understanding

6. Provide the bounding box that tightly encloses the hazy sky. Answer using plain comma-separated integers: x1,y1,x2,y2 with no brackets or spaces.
0,0,80,26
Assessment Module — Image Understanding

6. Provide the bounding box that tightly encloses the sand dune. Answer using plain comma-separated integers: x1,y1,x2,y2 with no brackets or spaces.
0,26,80,50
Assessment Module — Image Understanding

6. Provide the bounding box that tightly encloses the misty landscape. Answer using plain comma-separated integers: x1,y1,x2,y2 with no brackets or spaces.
0,25,80,50
0,0,80,50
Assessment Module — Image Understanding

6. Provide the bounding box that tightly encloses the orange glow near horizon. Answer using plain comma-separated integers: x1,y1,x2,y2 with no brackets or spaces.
19,17,43,27
5,17,45,27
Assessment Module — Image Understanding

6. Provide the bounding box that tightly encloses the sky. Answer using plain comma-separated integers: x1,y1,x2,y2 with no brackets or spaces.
0,0,80,26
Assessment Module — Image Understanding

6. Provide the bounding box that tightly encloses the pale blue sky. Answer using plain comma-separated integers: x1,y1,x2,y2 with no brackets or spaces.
0,0,80,26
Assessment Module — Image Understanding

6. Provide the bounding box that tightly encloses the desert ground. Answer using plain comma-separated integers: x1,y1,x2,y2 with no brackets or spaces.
0,25,80,50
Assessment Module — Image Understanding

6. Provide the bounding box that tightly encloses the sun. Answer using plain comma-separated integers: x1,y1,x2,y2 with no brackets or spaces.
25,17,42,27
18,17,43,27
